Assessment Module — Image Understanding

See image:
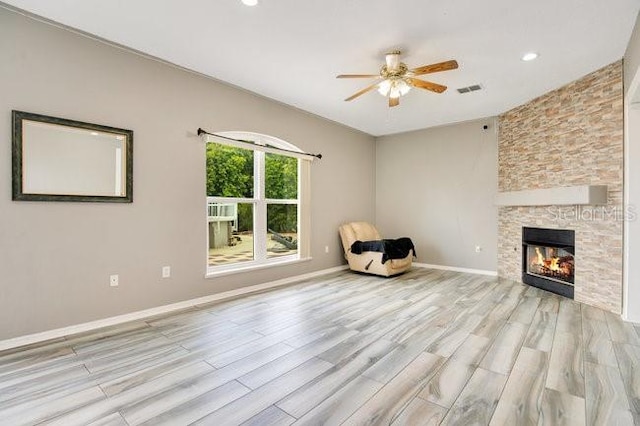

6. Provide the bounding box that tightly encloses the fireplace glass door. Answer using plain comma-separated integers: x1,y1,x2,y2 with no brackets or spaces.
526,244,575,285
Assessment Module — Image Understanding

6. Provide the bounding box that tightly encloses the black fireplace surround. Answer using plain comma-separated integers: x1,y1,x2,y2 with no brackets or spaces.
522,227,575,299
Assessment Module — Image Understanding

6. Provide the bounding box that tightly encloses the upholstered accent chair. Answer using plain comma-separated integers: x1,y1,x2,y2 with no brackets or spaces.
338,221,415,277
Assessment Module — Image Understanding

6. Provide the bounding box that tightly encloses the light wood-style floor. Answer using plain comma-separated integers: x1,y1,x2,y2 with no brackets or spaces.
1,268,639,425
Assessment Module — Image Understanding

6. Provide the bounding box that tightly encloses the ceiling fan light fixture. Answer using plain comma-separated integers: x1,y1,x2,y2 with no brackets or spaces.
385,51,402,72
377,80,390,96
377,78,411,98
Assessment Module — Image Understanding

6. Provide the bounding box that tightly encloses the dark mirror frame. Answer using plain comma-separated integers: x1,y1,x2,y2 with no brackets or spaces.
12,110,133,203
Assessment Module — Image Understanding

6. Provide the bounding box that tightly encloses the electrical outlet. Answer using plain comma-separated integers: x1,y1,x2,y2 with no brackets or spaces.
324,246,329,254
110,274,119,287
162,266,171,278
475,245,482,253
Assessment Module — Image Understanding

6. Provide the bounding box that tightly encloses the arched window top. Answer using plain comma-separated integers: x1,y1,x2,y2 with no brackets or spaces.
217,131,302,153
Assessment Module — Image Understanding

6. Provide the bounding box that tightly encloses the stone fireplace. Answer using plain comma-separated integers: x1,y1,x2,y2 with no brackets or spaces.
497,60,623,314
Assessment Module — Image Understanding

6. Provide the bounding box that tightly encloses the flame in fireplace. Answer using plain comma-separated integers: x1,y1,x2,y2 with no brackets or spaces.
531,246,573,277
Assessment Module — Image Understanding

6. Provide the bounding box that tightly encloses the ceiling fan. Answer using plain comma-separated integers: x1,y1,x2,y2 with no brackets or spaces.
337,51,458,107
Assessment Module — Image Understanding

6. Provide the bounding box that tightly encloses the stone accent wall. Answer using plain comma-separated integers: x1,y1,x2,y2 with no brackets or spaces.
498,61,624,313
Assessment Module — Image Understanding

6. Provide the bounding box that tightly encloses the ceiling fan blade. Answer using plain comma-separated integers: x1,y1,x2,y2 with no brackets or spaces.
389,97,400,107
411,60,458,76
336,74,379,79
344,80,381,101
408,78,447,93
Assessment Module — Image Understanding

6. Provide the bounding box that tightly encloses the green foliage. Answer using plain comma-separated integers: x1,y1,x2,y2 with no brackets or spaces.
265,153,297,199
267,204,297,234
206,144,253,198
237,204,253,233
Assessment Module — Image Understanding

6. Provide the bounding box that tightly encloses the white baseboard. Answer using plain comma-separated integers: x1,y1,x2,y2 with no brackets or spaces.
414,262,498,277
0,265,349,352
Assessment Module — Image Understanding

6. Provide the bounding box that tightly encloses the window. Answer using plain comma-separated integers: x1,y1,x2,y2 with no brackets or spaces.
205,132,310,274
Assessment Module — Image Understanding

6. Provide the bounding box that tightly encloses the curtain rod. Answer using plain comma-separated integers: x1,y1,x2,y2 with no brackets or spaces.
197,128,322,160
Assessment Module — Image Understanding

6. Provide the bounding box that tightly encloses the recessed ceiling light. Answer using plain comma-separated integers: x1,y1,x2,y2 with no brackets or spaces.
241,0,258,6
522,52,538,61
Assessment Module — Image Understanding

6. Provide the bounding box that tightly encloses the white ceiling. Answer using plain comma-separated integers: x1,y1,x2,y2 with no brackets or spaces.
2,0,640,136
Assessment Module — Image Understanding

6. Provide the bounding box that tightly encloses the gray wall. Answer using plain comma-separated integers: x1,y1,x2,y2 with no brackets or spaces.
0,8,376,340
624,11,640,322
375,119,498,272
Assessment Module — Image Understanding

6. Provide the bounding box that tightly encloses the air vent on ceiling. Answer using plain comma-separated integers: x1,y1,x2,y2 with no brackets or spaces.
457,84,482,94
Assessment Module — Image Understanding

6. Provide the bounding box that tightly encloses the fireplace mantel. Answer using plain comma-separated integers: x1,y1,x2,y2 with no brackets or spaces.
495,185,607,207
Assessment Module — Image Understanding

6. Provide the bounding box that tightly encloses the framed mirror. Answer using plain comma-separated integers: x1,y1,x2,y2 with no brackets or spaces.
12,110,133,202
